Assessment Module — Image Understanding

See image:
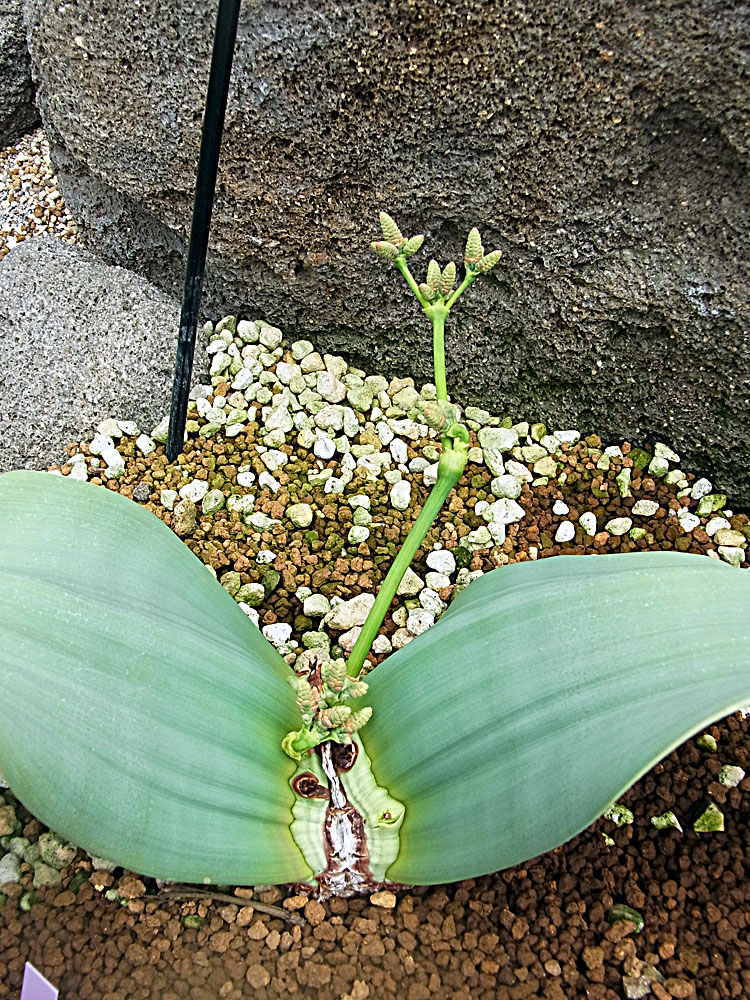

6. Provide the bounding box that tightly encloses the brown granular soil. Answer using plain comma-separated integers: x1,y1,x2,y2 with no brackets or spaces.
2,370,749,999
1,714,748,1000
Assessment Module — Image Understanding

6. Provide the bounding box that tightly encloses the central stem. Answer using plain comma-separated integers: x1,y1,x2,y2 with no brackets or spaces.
430,306,448,402
346,446,467,676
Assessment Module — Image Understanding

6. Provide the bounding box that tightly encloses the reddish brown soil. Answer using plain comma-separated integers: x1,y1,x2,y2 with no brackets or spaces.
1,714,748,1000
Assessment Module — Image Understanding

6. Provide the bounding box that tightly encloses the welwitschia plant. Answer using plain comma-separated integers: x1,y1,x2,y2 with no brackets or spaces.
0,214,748,895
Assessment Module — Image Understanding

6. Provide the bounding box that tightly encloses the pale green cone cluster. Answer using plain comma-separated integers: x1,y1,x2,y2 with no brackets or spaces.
282,658,373,761
463,226,502,273
370,212,424,260
371,213,502,313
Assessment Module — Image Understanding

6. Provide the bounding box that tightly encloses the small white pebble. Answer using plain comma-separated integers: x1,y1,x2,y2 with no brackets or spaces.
100,446,124,468
391,628,414,649
554,429,580,445
505,460,533,482
89,433,114,456
313,436,336,460
419,588,446,615
135,433,155,456
371,635,392,654
258,471,279,493
423,463,439,487
348,494,371,510
390,480,412,511
239,604,260,626
677,509,701,532
179,480,209,503
426,549,456,575
719,765,745,787
406,609,435,636
605,517,632,536
377,421,394,446
579,511,597,535
555,520,575,543
706,517,731,537
262,623,293,647
690,477,712,499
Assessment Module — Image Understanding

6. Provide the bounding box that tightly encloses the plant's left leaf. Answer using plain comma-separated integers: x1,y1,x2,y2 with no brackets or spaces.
0,471,310,884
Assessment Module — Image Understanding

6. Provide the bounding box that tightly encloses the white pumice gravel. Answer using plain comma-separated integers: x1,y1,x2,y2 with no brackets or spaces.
632,499,659,517
605,517,633,536
577,513,599,539
389,479,412,511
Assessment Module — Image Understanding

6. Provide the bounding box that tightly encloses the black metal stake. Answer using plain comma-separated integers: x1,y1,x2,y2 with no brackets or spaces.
167,0,242,462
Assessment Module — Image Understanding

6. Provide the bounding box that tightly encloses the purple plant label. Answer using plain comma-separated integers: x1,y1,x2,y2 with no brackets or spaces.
21,963,58,1000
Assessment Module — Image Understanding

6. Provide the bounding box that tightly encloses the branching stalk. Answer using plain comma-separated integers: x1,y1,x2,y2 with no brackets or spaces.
285,216,501,752
347,215,503,680
347,445,467,676
393,258,429,309
445,270,477,311
430,305,448,402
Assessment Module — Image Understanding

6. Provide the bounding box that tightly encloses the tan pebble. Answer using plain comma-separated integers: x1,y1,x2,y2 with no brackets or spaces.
235,905,255,927
511,917,529,940
304,898,326,925
245,964,271,989
246,919,268,940
370,890,396,909
361,933,385,957
342,981,370,1000
664,979,693,998
282,893,308,910
116,875,145,898
265,928,281,949
305,963,332,987
209,930,232,953
583,945,604,969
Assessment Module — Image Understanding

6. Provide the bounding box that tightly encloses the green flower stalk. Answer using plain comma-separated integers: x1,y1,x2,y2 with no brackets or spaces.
344,214,502,679
284,213,503,754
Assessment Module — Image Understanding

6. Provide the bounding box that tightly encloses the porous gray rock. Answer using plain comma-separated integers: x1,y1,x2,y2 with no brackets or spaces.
0,1,39,143
0,237,194,474
23,0,750,501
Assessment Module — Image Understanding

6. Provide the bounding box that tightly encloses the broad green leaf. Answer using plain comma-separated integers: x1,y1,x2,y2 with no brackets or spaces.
362,552,750,885
0,471,310,884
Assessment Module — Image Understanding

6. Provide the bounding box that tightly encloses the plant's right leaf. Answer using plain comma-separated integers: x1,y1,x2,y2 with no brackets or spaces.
362,552,750,885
